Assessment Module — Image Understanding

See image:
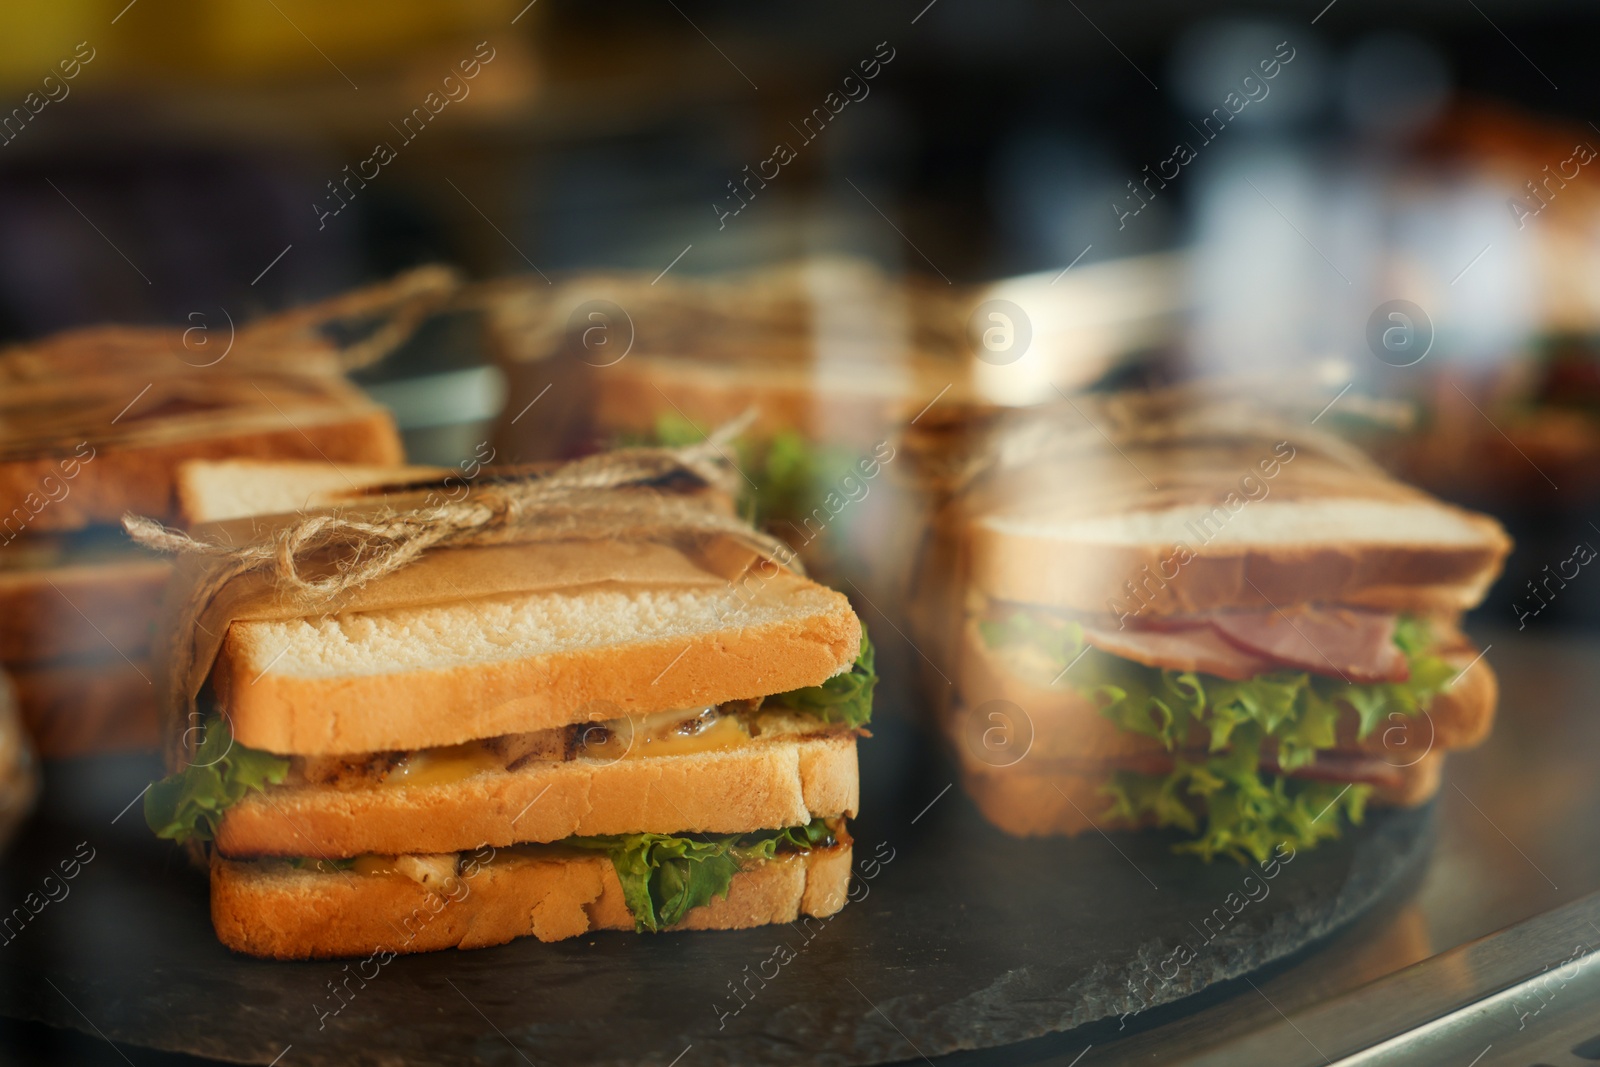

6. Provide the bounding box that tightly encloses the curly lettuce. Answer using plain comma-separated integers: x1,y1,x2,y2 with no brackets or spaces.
626,415,858,531
765,628,876,728
980,610,1455,861
1104,738,1371,864
567,818,837,932
144,718,290,845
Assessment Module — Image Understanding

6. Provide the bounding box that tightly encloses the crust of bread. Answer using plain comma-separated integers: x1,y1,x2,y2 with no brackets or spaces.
959,437,1511,618
211,842,852,958
0,556,170,663
955,619,1498,762
216,731,859,858
972,521,1509,617
590,356,939,447
0,405,402,533
10,654,159,757
175,459,448,526
215,581,862,756
956,751,1444,838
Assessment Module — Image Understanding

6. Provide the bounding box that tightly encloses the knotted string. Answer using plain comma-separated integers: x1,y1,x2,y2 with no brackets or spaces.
123,411,797,606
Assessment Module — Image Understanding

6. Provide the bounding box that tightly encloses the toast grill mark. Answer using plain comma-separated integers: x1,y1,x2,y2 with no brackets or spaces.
1106,440,1297,629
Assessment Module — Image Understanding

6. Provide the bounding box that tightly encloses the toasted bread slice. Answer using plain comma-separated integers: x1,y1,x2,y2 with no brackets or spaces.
967,442,1511,617
0,542,169,663
0,670,36,846
216,729,858,858
955,750,1444,838
176,459,449,525
211,841,852,958
216,565,862,756
955,619,1498,763
10,654,158,757
0,374,402,532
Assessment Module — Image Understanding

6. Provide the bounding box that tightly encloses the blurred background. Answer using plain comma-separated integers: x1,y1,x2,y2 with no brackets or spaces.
5,4,1600,1063
1,0,1597,613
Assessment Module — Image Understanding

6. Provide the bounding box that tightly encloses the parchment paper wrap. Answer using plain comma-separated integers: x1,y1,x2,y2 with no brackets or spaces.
137,440,798,773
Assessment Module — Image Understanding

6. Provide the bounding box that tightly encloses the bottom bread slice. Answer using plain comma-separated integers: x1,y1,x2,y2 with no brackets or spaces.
211,842,852,959
956,751,1445,838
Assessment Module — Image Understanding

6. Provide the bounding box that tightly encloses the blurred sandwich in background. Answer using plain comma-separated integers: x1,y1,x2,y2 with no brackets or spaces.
912,390,1509,861
0,670,38,849
1382,102,1600,503
481,254,1184,607
0,268,456,756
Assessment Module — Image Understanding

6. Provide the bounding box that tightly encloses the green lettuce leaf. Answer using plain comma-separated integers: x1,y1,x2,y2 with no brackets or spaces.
627,418,859,533
1104,727,1373,864
567,818,837,932
981,610,1452,860
764,628,876,728
144,718,290,845
648,412,707,448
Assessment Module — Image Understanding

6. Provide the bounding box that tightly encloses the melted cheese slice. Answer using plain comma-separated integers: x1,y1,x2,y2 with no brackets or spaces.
348,856,398,877
580,707,751,762
373,706,758,790
387,742,506,788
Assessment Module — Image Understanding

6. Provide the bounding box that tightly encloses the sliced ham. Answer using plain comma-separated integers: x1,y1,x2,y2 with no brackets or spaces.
1210,607,1408,683
1088,749,1407,791
1081,623,1272,681
1263,750,1406,792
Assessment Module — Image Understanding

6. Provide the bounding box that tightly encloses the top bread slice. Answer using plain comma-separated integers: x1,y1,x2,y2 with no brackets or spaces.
967,439,1511,617
176,459,449,525
0,373,402,532
216,561,862,756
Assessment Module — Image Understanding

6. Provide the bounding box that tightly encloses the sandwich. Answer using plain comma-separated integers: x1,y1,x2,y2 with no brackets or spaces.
138,445,875,958
482,256,1184,611
0,270,450,756
482,259,957,597
919,392,1509,861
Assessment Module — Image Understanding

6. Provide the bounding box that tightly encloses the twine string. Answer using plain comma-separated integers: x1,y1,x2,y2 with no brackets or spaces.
122,412,792,604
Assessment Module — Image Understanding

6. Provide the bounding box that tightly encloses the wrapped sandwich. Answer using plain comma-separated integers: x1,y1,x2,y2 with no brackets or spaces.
0,269,452,755
913,391,1509,861
482,259,963,610
135,436,874,958
483,256,1183,602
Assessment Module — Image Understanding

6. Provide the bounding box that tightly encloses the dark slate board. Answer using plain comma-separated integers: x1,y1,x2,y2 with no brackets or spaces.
0,700,1433,1067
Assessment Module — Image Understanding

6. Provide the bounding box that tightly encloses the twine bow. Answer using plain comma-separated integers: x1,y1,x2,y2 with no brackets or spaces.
123,412,796,604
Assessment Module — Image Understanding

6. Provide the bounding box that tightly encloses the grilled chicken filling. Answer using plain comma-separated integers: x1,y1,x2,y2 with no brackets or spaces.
289,697,810,789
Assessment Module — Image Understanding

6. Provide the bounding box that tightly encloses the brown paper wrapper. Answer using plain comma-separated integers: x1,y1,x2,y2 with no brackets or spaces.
151,473,784,773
